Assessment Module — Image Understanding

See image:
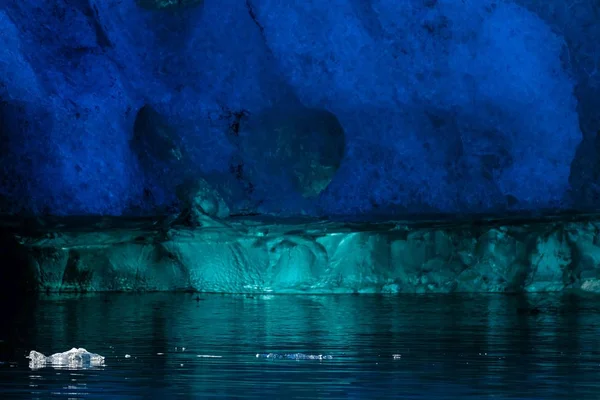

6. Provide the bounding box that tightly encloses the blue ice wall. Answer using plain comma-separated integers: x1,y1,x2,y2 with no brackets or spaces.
0,0,595,216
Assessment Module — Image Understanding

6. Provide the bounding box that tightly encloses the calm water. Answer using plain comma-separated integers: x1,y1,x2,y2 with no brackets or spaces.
1,293,600,399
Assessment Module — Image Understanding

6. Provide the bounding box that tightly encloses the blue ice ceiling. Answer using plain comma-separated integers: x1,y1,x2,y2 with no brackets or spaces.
0,0,599,216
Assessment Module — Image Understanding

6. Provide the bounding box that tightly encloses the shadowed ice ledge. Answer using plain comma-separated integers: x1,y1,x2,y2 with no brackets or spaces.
4,212,600,294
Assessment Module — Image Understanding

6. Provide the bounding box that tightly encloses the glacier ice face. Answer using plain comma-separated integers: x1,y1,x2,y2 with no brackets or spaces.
251,0,582,212
8,213,600,294
27,348,105,370
508,0,600,207
0,0,596,215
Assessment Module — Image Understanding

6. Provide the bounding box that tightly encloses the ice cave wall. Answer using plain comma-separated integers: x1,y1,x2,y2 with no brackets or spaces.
0,0,598,216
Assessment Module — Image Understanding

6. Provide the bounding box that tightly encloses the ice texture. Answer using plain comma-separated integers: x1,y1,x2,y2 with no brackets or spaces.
0,0,597,216
27,348,105,370
252,0,581,213
136,0,204,10
7,213,600,294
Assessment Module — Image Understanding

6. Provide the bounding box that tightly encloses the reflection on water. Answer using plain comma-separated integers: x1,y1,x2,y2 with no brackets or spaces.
1,293,600,398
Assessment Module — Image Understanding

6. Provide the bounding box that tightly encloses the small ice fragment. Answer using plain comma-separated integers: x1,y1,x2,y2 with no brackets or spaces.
197,355,222,358
27,348,105,370
182,347,186,351
255,353,333,360
157,353,164,355
392,354,401,359
124,354,131,358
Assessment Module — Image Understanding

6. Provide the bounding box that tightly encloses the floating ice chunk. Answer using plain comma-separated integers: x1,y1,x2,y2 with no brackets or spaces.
197,355,222,358
27,348,105,370
256,353,333,360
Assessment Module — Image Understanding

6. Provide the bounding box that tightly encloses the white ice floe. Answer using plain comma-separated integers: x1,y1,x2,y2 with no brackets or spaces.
27,348,105,370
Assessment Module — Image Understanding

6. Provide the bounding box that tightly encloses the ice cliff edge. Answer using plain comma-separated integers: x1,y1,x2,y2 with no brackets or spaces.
4,212,600,294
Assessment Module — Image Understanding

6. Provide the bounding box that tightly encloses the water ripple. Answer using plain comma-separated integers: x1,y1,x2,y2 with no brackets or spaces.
0,293,599,398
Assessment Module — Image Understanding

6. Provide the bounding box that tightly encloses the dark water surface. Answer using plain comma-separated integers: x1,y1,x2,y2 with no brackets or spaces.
1,293,600,399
